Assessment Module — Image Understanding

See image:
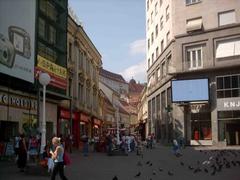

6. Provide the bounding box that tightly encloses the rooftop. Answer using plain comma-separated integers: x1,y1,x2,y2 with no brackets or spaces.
100,68,127,84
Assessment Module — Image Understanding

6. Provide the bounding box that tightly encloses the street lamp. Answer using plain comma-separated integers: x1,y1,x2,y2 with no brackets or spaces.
39,72,51,154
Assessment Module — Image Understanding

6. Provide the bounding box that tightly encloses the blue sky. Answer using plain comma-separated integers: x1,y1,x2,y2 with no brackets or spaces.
69,0,146,83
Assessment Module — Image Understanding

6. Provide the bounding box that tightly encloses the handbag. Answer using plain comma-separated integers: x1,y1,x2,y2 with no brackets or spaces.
63,152,71,166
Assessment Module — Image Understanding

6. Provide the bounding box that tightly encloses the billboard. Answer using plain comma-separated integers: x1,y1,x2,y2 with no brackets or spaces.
171,79,209,103
0,0,36,83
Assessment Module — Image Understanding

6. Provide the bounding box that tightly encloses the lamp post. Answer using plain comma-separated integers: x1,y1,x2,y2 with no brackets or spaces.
39,72,51,154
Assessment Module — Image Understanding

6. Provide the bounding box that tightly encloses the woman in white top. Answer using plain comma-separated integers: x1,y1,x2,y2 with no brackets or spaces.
50,137,68,180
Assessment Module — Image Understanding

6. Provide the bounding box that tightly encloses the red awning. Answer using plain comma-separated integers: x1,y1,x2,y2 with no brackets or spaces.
80,113,90,123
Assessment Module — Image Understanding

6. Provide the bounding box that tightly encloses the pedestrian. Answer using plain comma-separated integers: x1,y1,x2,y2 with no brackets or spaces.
172,139,181,157
14,133,20,160
50,137,68,180
81,134,89,156
105,133,112,156
28,135,39,163
17,133,27,172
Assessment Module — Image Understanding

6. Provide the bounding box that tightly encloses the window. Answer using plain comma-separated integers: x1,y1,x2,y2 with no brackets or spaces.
186,17,203,32
216,38,240,58
219,10,236,26
157,68,161,79
78,83,83,101
147,0,149,11
79,50,83,69
155,25,158,37
147,19,150,30
152,53,154,63
161,40,164,52
216,75,240,99
151,11,154,23
46,1,57,21
156,47,159,59
38,18,45,38
148,39,150,49
148,58,151,68
155,3,158,15
160,16,164,30
166,31,170,44
151,32,154,44
69,42,72,60
186,0,201,5
166,55,172,74
186,46,203,70
160,0,163,7
166,5,170,21
49,25,56,45
161,61,166,77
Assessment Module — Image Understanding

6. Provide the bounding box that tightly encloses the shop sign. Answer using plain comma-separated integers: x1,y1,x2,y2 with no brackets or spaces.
0,91,37,110
35,55,67,90
60,109,77,120
94,118,101,126
80,113,89,123
217,97,240,111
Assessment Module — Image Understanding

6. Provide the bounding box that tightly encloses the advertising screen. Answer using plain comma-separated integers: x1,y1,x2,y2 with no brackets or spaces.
171,79,209,103
0,0,36,83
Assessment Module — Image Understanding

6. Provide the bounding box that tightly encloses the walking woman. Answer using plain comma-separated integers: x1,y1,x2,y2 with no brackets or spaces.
50,137,68,180
17,134,27,172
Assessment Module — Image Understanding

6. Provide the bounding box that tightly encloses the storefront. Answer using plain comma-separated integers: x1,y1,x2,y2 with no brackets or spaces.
0,90,37,141
216,74,240,145
58,108,79,146
190,104,212,145
92,118,102,136
80,113,91,137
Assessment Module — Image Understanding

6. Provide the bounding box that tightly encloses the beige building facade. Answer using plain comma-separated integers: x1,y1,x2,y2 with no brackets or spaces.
61,16,102,147
146,0,240,145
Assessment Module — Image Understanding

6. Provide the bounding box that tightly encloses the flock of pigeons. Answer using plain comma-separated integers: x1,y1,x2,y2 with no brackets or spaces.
112,149,240,180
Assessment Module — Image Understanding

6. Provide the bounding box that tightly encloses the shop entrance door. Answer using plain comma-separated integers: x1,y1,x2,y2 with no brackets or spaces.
0,121,19,141
226,123,240,145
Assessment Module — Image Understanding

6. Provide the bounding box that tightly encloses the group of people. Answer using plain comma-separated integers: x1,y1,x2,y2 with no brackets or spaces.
105,132,142,155
13,133,69,180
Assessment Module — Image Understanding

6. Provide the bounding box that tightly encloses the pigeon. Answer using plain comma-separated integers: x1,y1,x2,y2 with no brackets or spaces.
158,168,163,172
168,171,173,176
137,161,142,166
193,168,201,174
134,172,141,178
152,170,157,175
180,162,184,166
112,176,118,180
188,165,194,170
146,161,150,165
211,170,216,176
149,163,153,166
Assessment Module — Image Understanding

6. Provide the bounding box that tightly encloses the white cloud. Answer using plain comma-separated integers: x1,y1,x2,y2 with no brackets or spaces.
129,39,146,55
120,60,147,82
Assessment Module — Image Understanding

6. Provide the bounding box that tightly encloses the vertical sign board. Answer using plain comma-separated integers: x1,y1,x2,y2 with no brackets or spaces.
0,0,36,83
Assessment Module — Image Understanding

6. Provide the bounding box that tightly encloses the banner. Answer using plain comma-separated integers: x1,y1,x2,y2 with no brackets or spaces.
0,0,36,83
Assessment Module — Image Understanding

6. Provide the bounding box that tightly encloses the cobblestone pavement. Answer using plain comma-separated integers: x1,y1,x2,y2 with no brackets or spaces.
1,146,240,180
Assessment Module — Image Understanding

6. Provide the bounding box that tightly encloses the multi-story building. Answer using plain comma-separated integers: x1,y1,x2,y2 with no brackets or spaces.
66,14,102,146
146,0,240,146
137,87,148,140
0,0,68,143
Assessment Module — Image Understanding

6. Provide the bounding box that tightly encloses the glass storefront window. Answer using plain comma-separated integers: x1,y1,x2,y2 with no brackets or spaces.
60,119,70,137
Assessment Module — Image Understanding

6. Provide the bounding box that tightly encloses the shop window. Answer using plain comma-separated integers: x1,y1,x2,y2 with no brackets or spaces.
191,112,211,140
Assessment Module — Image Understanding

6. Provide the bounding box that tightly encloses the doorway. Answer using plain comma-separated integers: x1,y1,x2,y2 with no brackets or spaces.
226,123,240,145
